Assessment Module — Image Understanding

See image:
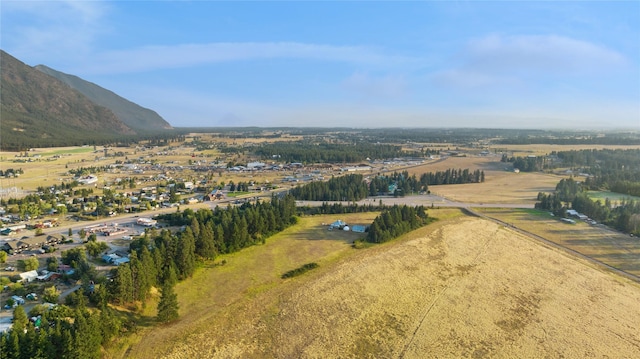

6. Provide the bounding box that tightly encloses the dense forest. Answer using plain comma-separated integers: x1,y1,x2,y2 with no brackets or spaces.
554,149,640,197
254,141,407,163
369,169,484,197
289,174,369,201
366,205,429,243
0,195,298,358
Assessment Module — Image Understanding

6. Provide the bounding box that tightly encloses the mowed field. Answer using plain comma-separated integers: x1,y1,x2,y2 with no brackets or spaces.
117,210,640,358
475,208,640,278
406,156,565,204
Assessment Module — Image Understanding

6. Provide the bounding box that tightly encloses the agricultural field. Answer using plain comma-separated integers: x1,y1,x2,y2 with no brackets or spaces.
475,208,640,277
492,143,640,157
405,156,565,204
116,210,640,358
587,190,640,204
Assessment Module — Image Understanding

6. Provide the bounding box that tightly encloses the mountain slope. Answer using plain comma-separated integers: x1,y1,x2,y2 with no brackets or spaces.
35,65,172,131
1,50,137,150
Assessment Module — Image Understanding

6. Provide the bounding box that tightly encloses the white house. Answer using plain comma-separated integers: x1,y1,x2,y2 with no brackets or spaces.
19,270,39,283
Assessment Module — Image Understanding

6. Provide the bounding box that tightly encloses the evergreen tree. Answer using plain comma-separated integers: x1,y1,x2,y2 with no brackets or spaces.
111,264,134,305
157,281,179,323
176,227,196,279
12,306,28,333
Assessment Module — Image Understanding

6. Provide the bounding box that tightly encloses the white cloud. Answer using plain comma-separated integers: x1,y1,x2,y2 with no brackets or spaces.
342,72,407,98
430,69,517,89
433,34,629,89
466,34,627,74
75,42,417,75
1,0,109,61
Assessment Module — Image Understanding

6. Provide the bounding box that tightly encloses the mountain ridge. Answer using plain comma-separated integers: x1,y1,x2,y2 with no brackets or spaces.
35,65,173,131
0,50,173,150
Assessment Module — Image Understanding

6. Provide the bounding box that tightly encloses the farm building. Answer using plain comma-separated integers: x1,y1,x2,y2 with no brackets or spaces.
329,220,347,229
19,270,39,283
351,225,367,233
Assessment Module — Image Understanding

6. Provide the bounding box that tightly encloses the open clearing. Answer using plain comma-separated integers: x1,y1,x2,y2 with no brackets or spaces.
119,210,640,358
587,190,640,204
407,156,564,204
475,208,640,277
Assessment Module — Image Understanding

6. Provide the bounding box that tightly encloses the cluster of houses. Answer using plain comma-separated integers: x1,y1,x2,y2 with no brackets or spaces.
12,265,75,283
1,234,64,254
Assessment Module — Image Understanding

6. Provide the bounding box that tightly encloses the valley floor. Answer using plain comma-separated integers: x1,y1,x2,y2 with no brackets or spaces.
120,212,640,358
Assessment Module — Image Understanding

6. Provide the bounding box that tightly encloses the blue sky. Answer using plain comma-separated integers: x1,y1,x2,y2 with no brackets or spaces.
2,1,639,129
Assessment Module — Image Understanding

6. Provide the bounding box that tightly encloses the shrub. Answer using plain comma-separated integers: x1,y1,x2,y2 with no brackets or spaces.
281,262,319,279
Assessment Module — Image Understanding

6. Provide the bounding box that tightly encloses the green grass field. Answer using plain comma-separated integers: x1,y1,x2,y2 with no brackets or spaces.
105,212,380,358
37,147,95,156
586,190,640,204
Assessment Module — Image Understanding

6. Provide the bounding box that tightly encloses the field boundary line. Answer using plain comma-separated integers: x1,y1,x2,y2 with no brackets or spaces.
467,207,640,284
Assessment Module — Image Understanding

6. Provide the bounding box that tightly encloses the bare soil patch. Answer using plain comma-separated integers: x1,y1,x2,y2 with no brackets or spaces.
122,212,640,358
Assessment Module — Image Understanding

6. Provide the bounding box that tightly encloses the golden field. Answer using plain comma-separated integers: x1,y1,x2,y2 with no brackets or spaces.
3,141,640,358
114,210,640,358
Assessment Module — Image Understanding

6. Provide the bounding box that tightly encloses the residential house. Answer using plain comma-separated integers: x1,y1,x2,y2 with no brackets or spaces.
19,270,39,283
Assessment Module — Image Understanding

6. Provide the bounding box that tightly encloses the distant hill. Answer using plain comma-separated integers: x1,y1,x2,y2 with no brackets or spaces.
0,50,139,150
35,65,173,131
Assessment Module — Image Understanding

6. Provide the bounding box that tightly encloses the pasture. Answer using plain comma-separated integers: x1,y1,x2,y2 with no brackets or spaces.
114,210,640,358
587,190,640,204
475,208,640,277
406,156,564,204
108,212,379,358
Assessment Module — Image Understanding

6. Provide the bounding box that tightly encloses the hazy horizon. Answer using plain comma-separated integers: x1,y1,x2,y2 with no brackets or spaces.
2,1,638,129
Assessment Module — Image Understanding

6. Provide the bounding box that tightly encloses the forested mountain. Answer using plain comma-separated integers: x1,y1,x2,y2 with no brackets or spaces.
35,65,172,131
0,50,174,150
0,50,138,149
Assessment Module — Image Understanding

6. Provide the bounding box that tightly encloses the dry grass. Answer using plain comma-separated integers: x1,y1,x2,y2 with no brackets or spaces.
496,144,640,157
475,208,640,277
110,212,379,358
404,156,565,204
114,210,640,358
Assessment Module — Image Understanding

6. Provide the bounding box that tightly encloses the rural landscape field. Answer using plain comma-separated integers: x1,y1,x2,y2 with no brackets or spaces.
2,128,640,359
121,211,640,359
2,2,640,357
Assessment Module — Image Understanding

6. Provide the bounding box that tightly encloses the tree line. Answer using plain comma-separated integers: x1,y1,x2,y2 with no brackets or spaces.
535,178,640,235
501,155,545,172
290,174,369,201
255,141,407,163
0,195,299,358
369,169,484,197
366,205,429,243
297,201,386,216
